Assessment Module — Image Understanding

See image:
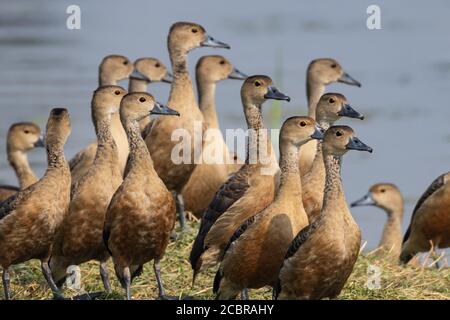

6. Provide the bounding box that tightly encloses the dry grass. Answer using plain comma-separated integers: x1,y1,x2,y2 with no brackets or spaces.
2,221,449,300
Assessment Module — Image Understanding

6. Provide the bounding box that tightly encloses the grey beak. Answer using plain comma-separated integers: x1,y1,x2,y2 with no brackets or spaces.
161,72,173,84
338,72,361,87
264,86,291,102
228,68,247,80
150,102,180,116
130,69,151,82
351,193,376,207
200,34,230,49
346,136,373,153
34,135,45,148
311,124,325,140
337,104,365,120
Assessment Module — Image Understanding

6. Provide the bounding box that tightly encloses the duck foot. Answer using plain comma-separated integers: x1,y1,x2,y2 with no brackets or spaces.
157,295,180,300
71,291,106,300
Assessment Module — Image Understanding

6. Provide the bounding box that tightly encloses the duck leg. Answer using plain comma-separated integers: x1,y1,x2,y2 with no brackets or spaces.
99,261,111,292
2,268,11,300
240,289,249,300
154,259,177,300
174,192,187,231
41,261,64,300
123,266,131,300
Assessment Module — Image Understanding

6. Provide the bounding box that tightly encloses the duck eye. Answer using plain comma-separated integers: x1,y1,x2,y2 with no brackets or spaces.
380,189,386,193
331,63,337,68
336,131,342,137
254,81,261,87
299,121,307,127
114,90,121,95
155,63,161,68
219,60,225,65
139,97,146,102
24,130,30,134
191,28,198,33
123,60,129,65
328,98,335,104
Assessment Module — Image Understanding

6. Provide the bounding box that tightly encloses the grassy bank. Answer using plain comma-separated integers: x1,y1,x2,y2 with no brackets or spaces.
3,221,449,300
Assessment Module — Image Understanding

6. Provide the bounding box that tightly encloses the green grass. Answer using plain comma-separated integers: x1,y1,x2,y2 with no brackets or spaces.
2,221,449,300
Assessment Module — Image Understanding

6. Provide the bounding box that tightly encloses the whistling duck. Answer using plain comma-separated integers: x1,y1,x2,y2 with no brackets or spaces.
182,55,247,218
190,75,290,283
50,86,127,292
299,58,361,177
400,172,450,264
0,122,44,202
70,55,133,182
276,126,372,300
144,22,230,230
104,92,179,300
0,108,71,300
351,183,404,258
302,93,364,221
214,117,324,299
128,57,173,133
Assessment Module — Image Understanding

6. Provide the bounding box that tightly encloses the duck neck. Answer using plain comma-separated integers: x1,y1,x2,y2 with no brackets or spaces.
7,150,38,189
244,102,263,163
168,46,197,111
46,142,67,169
197,78,219,129
322,153,345,213
309,119,331,171
98,72,117,86
277,143,302,200
128,78,149,93
379,206,403,252
93,111,117,163
306,79,325,119
123,118,154,175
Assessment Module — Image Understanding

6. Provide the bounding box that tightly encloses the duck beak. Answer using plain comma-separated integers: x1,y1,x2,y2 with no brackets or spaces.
346,136,373,153
201,35,230,49
338,72,361,87
337,104,365,120
311,124,325,140
34,135,45,148
264,86,291,102
130,69,151,82
150,102,180,116
228,68,247,80
161,72,173,84
351,193,376,207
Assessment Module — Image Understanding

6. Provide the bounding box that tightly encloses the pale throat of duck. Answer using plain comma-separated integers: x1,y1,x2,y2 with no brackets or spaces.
8,150,36,188
306,80,325,119
129,77,149,93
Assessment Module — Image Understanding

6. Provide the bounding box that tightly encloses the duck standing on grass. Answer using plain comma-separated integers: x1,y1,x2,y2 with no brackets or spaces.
104,93,179,300
276,126,372,300
0,108,72,300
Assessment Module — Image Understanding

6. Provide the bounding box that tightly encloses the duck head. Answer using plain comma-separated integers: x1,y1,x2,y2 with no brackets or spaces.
45,108,71,147
92,85,127,119
196,55,247,83
120,92,179,123
130,57,173,83
316,93,364,124
308,58,361,87
241,75,290,106
280,116,324,148
99,55,133,84
351,183,403,215
323,125,372,157
7,122,44,152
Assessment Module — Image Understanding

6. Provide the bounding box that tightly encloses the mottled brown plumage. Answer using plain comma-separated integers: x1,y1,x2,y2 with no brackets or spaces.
0,122,44,202
215,117,322,299
302,93,364,221
182,55,246,217
189,76,290,281
50,86,127,291
70,55,133,182
104,93,177,300
299,59,361,177
400,172,450,264
0,108,71,300
277,126,372,300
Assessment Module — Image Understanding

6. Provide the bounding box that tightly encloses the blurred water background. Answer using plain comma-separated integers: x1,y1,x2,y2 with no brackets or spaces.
0,0,449,254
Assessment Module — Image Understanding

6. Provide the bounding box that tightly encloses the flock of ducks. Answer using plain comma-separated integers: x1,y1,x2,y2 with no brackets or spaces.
0,21,449,300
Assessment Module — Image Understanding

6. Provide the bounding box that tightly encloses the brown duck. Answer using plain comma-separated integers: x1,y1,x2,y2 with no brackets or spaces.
0,122,44,202
0,108,71,299
182,55,247,217
190,75,290,282
276,126,372,300
50,86,127,292
214,117,324,300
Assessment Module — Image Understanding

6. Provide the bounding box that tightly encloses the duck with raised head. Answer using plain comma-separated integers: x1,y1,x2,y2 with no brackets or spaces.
0,108,71,300
50,86,127,292
145,22,230,230
189,75,290,282
214,117,324,300
400,172,450,264
302,93,364,221
276,126,372,300
351,183,404,258
182,55,247,218
70,55,133,182
104,93,179,300
0,122,44,202
299,58,361,176
128,57,173,133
